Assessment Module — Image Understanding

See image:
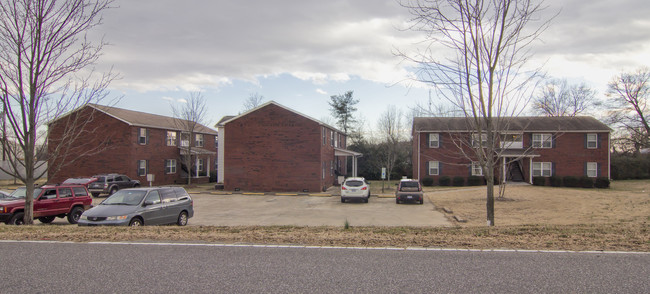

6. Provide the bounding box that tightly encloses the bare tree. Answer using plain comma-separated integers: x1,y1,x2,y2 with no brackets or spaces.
532,79,599,117
606,67,650,152
172,92,210,185
0,0,114,224
399,0,552,226
376,106,407,182
242,92,265,112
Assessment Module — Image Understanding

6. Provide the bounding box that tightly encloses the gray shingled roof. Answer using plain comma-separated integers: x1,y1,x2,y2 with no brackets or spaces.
413,116,611,132
89,104,217,135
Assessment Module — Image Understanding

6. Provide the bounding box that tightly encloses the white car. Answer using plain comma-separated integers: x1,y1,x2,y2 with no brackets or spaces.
341,177,370,203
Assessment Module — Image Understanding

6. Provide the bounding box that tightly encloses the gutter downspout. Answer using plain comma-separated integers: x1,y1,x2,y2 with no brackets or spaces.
417,131,421,180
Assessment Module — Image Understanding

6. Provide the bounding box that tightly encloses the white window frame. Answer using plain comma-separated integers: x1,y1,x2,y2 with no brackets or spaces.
198,159,204,172
166,131,177,146
586,133,597,149
429,133,440,148
532,162,552,177
138,160,147,176
428,161,439,176
180,132,190,147
586,162,597,178
532,133,552,148
166,159,177,174
500,132,523,149
195,134,204,147
138,128,147,145
471,133,487,148
471,162,483,176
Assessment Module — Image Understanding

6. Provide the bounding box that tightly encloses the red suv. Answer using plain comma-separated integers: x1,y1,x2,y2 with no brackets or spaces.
0,184,93,225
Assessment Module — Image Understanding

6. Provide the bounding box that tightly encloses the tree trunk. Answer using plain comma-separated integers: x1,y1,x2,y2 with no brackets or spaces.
486,167,495,226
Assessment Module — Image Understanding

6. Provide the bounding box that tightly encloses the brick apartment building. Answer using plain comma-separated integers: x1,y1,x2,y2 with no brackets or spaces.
216,101,362,192
48,104,217,185
412,116,611,184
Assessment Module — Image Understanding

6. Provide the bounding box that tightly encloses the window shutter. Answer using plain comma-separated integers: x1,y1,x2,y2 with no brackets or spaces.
425,161,430,175
551,162,556,176
529,133,533,147
146,160,149,175
584,162,587,176
136,129,140,144
146,129,149,145
597,163,601,177
552,135,556,148
439,162,443,175
439,134,443,148
137,160,140,176
426,134,431,148
584,134,587,149
468,164,472,176
596,134,599,149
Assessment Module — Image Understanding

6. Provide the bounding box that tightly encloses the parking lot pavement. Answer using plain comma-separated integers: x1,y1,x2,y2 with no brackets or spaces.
189,193,451,227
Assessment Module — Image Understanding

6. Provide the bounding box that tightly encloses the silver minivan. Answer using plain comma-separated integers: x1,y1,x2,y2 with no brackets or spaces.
78,187,193,226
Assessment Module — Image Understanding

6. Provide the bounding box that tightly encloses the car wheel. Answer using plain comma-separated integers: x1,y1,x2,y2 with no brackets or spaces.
38,216,56,224
396,198,400,204
419,198,424,205
129,218,143,226
67,207,84,224
364,197,369,203
340,197,345,203
9,212,25,225
133,184,140,188
91,193,100,197
177,211,188,226
109,187,118,195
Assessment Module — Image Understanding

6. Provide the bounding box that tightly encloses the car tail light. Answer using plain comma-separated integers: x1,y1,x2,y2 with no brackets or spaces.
103,183,108,188
361,187,367,190
341,186,347,190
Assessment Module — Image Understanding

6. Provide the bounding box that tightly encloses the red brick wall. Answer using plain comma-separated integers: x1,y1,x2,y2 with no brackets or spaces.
48,106,217,185
413,131,610,182
224,104,335,192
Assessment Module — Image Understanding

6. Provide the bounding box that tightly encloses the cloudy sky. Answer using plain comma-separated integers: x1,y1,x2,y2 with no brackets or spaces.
92,0,650,130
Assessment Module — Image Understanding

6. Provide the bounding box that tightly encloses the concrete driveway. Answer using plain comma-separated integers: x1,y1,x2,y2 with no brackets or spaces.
189,193,451,227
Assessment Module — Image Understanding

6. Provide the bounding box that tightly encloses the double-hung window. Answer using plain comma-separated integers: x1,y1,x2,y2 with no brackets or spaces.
138,128,147,145
532,133,552,148
195,134,204,147
471,162,483,176
429,133,439,148
586,133,597,149
166,131,177,146
137,160,148,176
586,162,597,177
471,133,487,147
532,162,552,177
165,159,176,174
428,161,439,176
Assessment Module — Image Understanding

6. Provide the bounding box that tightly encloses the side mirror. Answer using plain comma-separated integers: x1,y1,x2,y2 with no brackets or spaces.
144,200,155,206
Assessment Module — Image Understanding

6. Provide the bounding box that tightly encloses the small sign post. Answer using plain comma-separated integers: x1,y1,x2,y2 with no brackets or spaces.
146,174,155,187
381,167,386,193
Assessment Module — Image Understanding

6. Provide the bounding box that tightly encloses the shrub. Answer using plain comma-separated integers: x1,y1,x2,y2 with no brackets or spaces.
209,170,218,183
467,176,483,186
594,177,610,188
439,176,451,186
532,176,546,186
579,176,594,188
452,176,465,186
563,176,579,187
611,153,650,180
549,176,562,187
421,177,435,186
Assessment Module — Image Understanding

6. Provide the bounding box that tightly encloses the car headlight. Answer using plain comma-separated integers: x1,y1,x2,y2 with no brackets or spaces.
0,207,4,213
80,215,87,220
106,215,128,221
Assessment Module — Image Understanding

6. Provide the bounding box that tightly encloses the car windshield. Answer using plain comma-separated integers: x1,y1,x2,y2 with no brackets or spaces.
345,180,364,187
9,187,42,199
101,190,146,206
63,178,93,184
94,176,105,182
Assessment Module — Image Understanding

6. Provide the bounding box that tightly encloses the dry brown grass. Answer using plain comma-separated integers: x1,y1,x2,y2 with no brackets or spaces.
429,180,650,227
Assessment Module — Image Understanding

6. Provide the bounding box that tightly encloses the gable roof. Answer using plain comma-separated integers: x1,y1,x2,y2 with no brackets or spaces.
215,101,343,133
88,104,217,135
413,116,611,132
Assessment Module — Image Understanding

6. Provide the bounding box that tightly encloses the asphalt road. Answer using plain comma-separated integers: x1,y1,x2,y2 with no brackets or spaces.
2,241,648,293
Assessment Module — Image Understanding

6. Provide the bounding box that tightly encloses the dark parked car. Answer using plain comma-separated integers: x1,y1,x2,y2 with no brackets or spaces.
0,185,93,225
395,179,424,204
88,174,140,197
78,187,193,226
